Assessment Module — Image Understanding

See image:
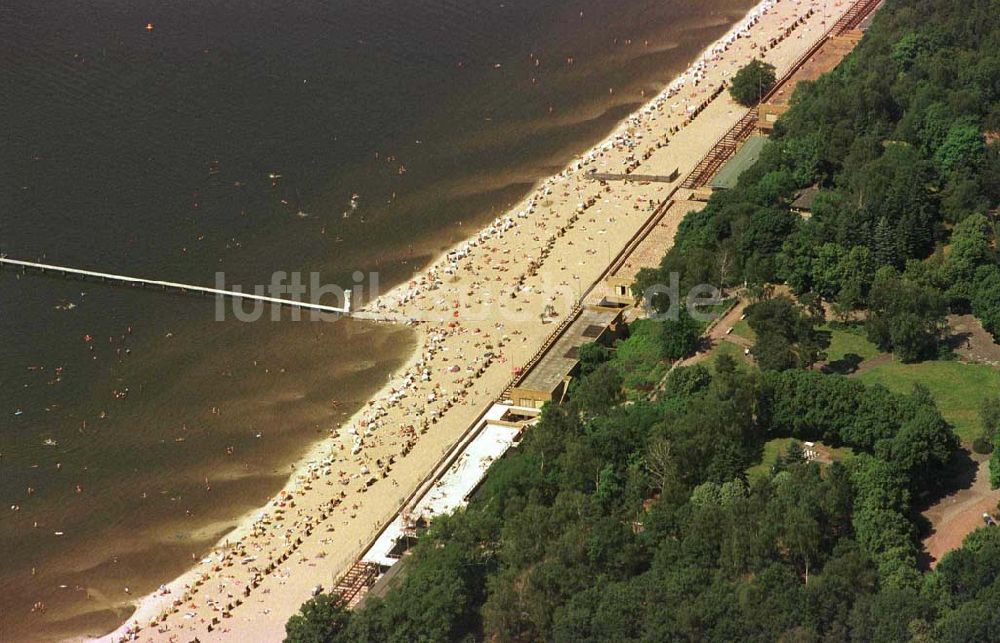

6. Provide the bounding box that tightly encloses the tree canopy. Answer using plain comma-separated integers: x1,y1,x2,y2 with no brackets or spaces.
730,59,777,106
747,295,830,370
287,358,969,642
641,0,1000,362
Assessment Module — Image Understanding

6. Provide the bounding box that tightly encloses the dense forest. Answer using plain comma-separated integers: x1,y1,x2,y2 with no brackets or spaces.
286,0,1000,640
287,354,999,641
636,0,1000,362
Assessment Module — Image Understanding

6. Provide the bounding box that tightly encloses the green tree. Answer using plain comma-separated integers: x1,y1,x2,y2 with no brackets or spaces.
663,364,712,398
837,246,878,310
972,265,1000,339
785,441,807,466
865,269,946,362
783,506,822,580
873,216,900,269
935,123,987,175
730,59,777,106
940,214,994,306
284,594,350,643
940,171,991,223
747,296,829,371
977,395,1000,457
754,330,796,371
811,243,848,299
573,363,623,416
880,405,957,488
660,308,702,360
890,31,940,69
578,341,611,376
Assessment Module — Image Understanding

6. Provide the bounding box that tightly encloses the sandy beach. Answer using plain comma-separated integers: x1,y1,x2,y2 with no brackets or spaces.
98,1,859,640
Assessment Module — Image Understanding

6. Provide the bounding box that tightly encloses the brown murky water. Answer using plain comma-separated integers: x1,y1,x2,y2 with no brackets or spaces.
0,0,753,637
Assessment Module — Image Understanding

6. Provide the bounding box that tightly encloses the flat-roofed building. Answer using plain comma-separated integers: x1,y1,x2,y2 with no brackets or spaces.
709,135,768,191
510,306,625,409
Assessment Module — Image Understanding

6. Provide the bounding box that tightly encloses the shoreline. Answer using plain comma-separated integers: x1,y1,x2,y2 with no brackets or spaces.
92,339,428,641
364,0,782,316
99,1,858,639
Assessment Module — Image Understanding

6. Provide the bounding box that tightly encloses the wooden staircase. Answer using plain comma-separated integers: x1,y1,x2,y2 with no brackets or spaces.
681,0,883,191
680,110,758,189
333,561,380,608
832,0,882,34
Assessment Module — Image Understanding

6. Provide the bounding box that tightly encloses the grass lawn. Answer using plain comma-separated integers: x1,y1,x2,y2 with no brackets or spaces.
747,438,855,481
747,438,794,480
858,359,1000,444
822,323,882,362
728,321,880,364
731,318,755,341
822,443,857,464
706,340,752,372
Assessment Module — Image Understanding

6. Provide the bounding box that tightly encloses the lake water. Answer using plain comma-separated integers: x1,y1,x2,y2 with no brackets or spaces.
0,0,752,637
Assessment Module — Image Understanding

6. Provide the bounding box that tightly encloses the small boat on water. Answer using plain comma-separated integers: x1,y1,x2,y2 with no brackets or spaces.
43,438,58,446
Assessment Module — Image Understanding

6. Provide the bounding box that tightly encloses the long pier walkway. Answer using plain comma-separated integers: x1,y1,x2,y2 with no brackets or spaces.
0,256,352,315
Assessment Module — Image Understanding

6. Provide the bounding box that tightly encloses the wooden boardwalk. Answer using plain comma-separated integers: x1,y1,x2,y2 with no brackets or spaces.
680,110,759,190
332,561,381,608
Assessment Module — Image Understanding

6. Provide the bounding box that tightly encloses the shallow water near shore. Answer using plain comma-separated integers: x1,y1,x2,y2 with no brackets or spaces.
0,0,753,638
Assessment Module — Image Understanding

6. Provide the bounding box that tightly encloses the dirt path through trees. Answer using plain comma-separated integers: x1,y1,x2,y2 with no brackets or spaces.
920,453,1000,568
